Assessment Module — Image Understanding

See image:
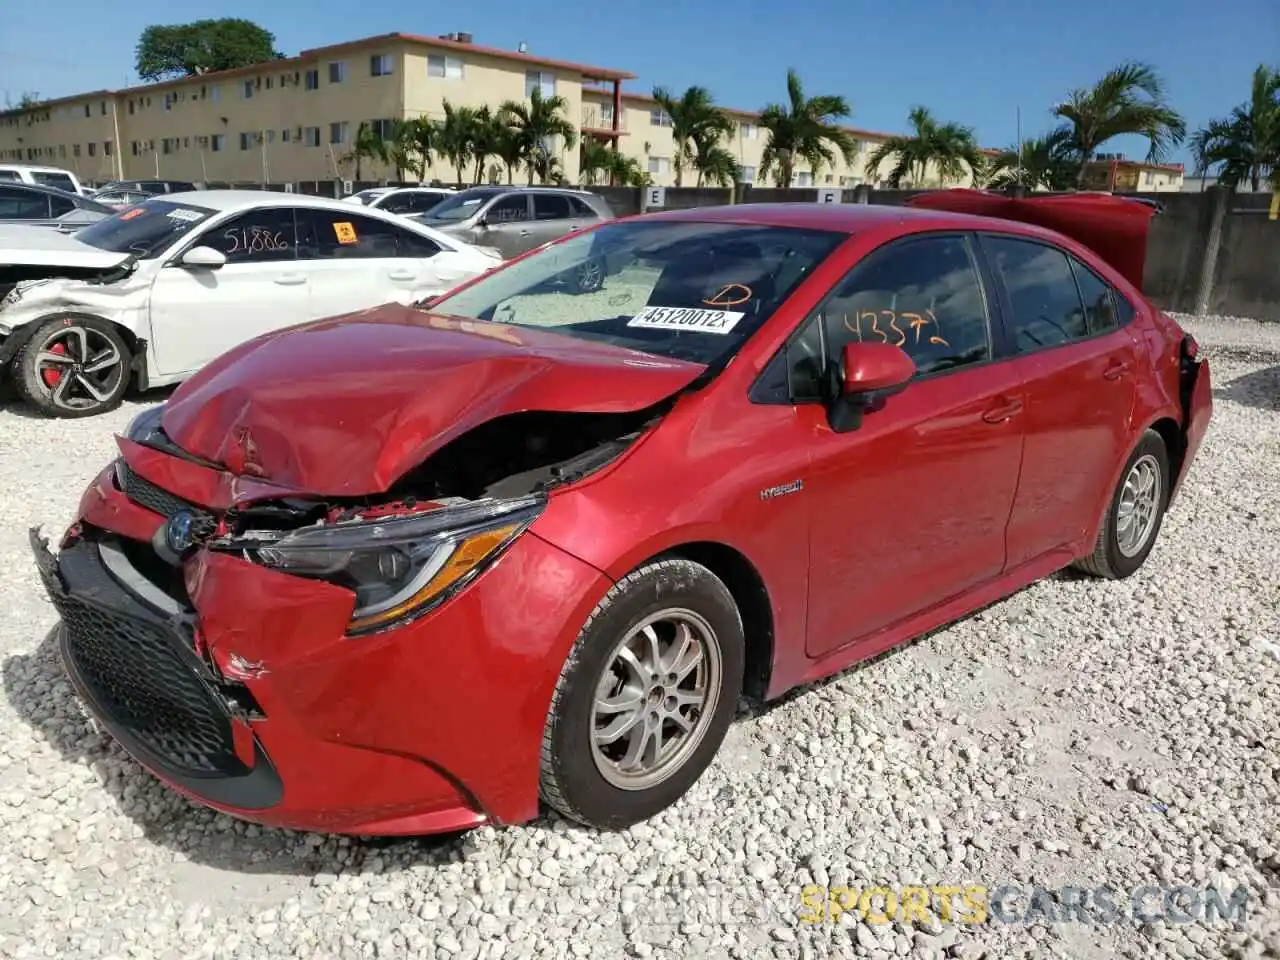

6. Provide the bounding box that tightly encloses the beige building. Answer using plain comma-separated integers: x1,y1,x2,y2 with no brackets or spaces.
0,30,1084,192
1081,155,1185,192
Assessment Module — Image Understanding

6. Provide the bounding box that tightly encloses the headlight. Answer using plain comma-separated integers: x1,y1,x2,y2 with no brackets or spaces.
124,404,164,441
246,495,544,635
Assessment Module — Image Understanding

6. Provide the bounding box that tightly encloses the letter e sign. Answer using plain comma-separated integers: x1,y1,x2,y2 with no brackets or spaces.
816,188,842,204
646,187,666,209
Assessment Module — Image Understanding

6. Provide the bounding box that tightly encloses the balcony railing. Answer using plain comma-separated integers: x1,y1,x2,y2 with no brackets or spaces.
581,105,626,132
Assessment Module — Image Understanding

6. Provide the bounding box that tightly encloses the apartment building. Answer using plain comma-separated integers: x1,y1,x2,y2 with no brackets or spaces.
0,33,634,186
0,29,998,190
1081,155,1185,192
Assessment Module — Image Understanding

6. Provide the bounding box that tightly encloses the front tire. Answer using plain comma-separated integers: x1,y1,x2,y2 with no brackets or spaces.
11,315,132,418
1074,429,1170,579
539,557,744,829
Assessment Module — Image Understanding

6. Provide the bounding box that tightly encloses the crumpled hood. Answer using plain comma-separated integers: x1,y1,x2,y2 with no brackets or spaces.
160,303,706,495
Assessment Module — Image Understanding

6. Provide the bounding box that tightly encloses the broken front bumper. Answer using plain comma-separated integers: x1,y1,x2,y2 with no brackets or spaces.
31,448,614,835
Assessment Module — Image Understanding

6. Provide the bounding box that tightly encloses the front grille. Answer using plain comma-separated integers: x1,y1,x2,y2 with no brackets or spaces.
57,596,239,775
117,461,198,521
34,536,241,777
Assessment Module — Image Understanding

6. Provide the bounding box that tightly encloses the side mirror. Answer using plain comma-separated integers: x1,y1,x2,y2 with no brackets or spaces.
826,341,916,433
474,214,490,229
180,245,226,269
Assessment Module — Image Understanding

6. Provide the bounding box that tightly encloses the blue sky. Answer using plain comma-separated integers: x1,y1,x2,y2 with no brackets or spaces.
1,0,1275,166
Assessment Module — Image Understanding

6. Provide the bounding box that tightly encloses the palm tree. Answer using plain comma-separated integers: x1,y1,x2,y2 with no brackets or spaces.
867,106,983,188
1052,62,1187,187
757,69,857,188
401,116,439,181
691,137,740,187
579,137,615,185
345,121,389,181
988,129,1082,191
650,85,734,188
498,87,578,186
437,101,480,186
1190,64,1280,192
493,125,524,184
468,107,506,185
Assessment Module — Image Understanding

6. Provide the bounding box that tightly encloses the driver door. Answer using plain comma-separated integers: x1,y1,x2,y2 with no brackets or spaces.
797,233,1027,658
147,207,308,376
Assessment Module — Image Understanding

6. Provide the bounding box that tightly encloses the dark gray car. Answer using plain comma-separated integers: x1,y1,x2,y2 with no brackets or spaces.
412,186,613,261
0,182,113,228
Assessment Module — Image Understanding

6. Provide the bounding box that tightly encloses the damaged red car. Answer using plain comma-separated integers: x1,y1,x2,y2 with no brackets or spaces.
32,193,1212,836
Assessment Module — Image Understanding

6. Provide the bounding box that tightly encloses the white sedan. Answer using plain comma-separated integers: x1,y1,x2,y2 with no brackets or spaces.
0,190,503,417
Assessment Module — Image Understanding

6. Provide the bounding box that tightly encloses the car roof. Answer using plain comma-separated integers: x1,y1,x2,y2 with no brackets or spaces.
156,189,413,213
0,180,83,199
0,163,78,175
637,201,1067,240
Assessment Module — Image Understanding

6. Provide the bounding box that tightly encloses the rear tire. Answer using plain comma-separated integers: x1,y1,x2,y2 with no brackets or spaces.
12,314,132,419
1074,429,1169,579
570,256,605,295
539,558,744,829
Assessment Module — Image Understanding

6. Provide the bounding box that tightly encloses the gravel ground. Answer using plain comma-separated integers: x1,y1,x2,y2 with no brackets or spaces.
0,313,1277,960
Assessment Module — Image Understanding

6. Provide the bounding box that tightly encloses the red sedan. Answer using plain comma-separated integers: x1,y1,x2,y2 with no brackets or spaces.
31,194,1212,835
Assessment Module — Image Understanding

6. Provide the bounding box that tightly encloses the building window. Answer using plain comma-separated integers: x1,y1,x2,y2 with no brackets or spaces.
265,76,273,90
739,165,756,182
305,69,319,90
282,128,291,143
211,134,225,152
650,108,672,127
130,142,140,157
304,126,321,147
242,80,254,99
793,171,813,187
83,104,90,118
427,55,464,80
162,139,173,155
329,122,348,144
647,156,670,175
371,118,396,140
73,144,81,158
88,143,97,157
128,100,135,115
240,132,252,151
100,101,107,116
525,70,555,99
329,61,346,83
739,122,758,140
370,54,394,77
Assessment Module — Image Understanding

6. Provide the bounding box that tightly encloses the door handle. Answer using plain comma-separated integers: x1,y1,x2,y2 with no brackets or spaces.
518,229,530,237
273,274,306,286
1103,360,1131,380
982,397,1024,424
387,270,417,281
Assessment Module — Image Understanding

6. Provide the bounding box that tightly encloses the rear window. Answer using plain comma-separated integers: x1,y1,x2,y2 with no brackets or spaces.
32,172,77,193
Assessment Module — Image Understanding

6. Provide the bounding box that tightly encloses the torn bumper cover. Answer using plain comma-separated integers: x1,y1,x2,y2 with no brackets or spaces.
30,454,613,835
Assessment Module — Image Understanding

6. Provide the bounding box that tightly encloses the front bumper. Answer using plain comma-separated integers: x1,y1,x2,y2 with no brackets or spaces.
32,446,613,835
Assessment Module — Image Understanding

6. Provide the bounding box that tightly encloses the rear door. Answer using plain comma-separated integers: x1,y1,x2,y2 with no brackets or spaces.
979,233,1140,569
529,192,576,248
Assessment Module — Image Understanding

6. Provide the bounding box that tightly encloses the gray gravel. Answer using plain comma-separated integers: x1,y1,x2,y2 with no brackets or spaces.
0,313,1278,959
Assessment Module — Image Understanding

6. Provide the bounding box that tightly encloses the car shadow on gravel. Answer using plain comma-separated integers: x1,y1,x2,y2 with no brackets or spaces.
3,626,488,876
1213,362,1280,412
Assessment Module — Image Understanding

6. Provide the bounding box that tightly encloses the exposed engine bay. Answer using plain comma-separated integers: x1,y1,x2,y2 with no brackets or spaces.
211,404,670,537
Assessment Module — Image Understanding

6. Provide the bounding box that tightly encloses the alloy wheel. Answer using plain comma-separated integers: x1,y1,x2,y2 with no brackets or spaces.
33,324,125,412
590,608,723,791
1116,453,1162,558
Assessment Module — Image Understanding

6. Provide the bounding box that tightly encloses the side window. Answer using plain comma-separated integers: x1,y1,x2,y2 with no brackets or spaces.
568,195,601,219
984,236,1088,352
200,208,298,264
0,186,49,218
486,195,530,223
34,172,77,193
0,170,20,181
48,193,76,217
533,193,572,220
298,210,438,259
788,235,992,398
1069,257,1119,335
379,192,416,214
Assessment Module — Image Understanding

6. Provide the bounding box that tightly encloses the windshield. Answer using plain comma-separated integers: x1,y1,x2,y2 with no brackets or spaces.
423,189,503,222
75,197,217,259
429,220,846,366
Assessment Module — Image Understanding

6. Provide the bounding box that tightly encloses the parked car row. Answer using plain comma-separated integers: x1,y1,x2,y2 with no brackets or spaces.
23,190,1211,842
0,190,504,415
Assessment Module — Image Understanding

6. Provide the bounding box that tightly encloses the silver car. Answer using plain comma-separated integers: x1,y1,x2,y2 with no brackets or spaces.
0,182,113,229
412,186,614,262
